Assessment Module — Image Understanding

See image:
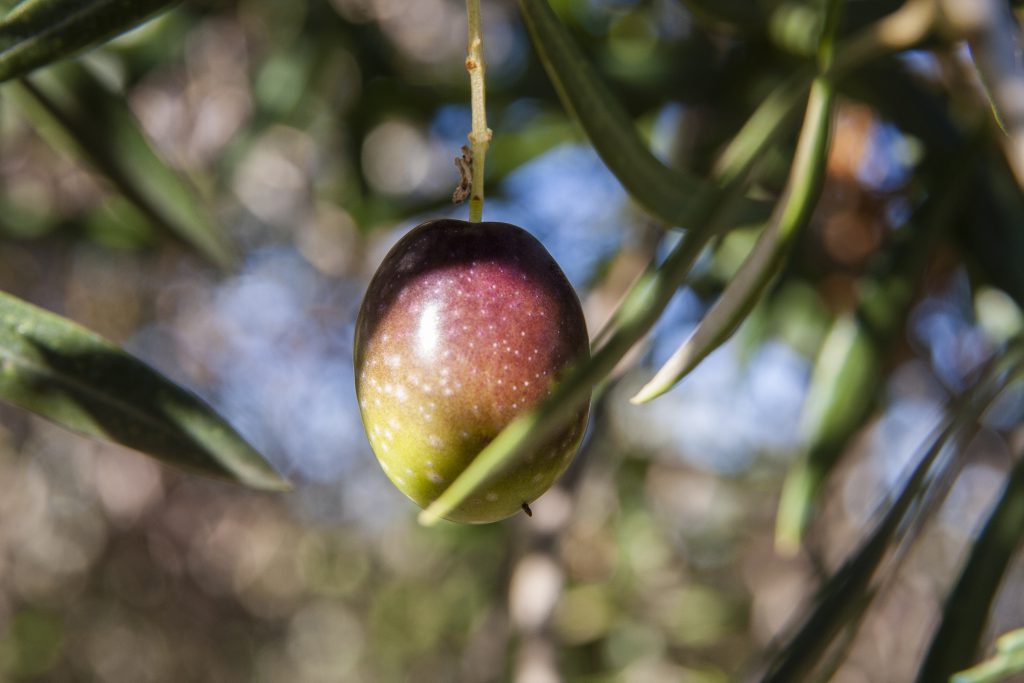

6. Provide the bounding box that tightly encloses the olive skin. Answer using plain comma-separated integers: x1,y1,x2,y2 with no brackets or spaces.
354,219,590,523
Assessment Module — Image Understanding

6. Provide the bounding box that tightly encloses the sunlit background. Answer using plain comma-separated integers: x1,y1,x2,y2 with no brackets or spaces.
0,0,1022,681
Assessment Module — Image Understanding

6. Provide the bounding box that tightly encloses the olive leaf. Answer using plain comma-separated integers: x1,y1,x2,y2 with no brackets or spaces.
11,63,236,270
756,346,1024,683
774,143,976,551
0,291,289,491
916,440,1024,682
774,315,880,552
0,0,177,83
630,64,836,404
757,421,954,683
953,629,1024,683
517,0,721,227
629,0,844,404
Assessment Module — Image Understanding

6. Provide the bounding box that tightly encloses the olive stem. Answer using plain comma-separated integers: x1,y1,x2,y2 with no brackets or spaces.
465,0,491,223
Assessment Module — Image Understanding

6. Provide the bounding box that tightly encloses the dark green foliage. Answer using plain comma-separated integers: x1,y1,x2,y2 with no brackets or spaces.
0,0,177,82
0,290,288,489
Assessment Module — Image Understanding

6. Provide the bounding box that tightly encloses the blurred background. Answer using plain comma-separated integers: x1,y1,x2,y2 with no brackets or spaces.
1,0,1023,681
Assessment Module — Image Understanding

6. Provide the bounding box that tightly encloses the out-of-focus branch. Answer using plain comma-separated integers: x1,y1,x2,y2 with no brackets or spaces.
508,496,569,683
506,398,613,683
940,0,1024,188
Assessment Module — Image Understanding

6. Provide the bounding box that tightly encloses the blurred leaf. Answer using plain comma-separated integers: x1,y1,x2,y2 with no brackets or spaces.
954,652,1024,683
0,0,177,83
775,314,880,552
0,290,289,491
0,194,54,238
632,0,846,403
10,64,235,269
954,0,1024,190
952,629,1024,683
759,423,952,683
996,629,1024,654
716,0,933,185
917,444,1024,683
83,194,158,249
631,41,837,403
843,59,1024,311
518,0,722,226
757,347,1024,683
774,141,977,551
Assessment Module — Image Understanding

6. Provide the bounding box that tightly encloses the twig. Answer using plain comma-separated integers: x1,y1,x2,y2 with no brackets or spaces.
465,0,491,222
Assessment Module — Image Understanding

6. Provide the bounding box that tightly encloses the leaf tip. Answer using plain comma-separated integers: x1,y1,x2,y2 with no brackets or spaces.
773,526,803,558
629,382,665,404
240,469,293,493
418,506,443,527
228,457,292,492
263,476,295,493
774,463,813,555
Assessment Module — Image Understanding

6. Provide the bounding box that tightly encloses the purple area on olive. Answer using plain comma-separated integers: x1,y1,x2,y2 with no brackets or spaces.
354,219,590,523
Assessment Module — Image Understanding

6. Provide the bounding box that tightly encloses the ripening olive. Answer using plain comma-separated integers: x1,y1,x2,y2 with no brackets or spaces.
354,219,589,523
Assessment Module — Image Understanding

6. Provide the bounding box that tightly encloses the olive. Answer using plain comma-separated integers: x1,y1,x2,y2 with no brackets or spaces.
354,219,589,523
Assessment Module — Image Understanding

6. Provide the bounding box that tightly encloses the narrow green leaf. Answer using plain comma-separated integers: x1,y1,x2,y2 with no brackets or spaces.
0,291,289,491
757,348,1024,683
714,0,934,185
917,443,1024,683
996,629,1024,655
759,423,954,683
11,64,235,269
952,651,1024,683
631,72,836,404
773,134,981,551
775,315,880,553
520,0,921,230
630,0,845,404
0,0,177,83
518,0,719,226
